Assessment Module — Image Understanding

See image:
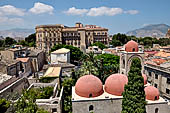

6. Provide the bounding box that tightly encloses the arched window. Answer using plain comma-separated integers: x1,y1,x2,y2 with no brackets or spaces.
122,59,125,68
155,108,158,113
155,96,158,100
132,48,135,52
89,93,92,98
89,105,94,111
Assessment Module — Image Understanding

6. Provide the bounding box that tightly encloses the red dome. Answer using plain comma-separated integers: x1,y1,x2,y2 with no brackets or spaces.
125,40,138,52
105,74,128,96
142,74,147,85
144,86,159,101
75,75,104,98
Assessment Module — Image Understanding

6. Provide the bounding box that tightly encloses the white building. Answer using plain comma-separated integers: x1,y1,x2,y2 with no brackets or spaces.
51,48,70,64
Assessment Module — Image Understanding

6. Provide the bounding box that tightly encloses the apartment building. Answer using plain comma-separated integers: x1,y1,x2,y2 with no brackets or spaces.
35,23,108,53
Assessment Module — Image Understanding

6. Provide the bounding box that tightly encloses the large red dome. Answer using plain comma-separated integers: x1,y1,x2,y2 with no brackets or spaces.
142,74,147,85
75,75,104,98
105,74,128,96
125,40,139,52
144,86,159,101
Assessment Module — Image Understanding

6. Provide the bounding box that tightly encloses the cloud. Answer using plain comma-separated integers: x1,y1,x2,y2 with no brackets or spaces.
0,5,25,16
64,7,88,15
29,2,54,14
64,6,138,16
87,7,123,16
0,16,24,25
124,10,139,15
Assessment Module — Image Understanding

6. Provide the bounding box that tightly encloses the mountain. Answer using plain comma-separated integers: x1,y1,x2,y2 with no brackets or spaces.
126,24,170,38
0,28,35,40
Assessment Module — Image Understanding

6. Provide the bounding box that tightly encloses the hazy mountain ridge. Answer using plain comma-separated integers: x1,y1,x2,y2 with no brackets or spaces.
0,28,35,40
126,24,170,38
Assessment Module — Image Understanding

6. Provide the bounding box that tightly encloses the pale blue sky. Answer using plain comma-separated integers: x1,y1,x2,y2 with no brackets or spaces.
0,0,169,34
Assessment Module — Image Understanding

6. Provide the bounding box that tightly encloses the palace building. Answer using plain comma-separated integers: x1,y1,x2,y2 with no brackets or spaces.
35,23,108,53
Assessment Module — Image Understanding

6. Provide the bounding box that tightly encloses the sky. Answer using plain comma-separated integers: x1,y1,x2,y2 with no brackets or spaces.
0,0,170,34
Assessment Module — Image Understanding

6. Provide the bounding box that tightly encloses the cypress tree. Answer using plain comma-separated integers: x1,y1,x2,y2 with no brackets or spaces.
122,58,146,113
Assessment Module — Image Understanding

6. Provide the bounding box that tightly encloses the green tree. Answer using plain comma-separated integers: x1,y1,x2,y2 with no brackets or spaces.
51,44,83,64
0,39,4,47
62,78,74,113
91,42,107,50
17,40,28,46
25,33,36,47
95,53,119,82
4,37,17,46
122,58,146,113
0,98,10,113
15,89,51,113
77,53,119,83
110,33,132,47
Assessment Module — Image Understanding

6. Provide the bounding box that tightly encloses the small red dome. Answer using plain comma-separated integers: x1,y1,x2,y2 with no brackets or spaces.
125,40,138,52
142,74,147,85
75,75,104,98
105,74,128,96
145,86,159,101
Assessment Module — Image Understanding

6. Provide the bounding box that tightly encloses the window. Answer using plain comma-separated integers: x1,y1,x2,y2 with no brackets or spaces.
155,74,158,79
89,105,94,111
155,108,158,113
166,88,170,94
149,72,152,76
148,80,151,84
132,48,135,52
89,93,92,98
154,84,157,88
167,78,170,84
52,108,57,112
155,96,158,100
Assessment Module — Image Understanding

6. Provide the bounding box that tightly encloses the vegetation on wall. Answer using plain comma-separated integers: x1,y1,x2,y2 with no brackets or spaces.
122,58,146,113
28,87,54,99
39,77,57,83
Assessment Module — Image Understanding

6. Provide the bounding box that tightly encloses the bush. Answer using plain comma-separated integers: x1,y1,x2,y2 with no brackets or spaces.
0,99,10,113
39,77,57,83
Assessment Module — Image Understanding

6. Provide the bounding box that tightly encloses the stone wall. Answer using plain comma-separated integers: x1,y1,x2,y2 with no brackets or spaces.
146,102,170,113
72,98,122,113
72,98,170,113
0,77,29,100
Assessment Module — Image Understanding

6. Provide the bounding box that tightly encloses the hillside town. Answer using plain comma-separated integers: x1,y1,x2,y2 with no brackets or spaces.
0,22,170,113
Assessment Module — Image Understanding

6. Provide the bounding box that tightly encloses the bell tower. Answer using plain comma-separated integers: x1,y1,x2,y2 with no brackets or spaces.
120,40,144,76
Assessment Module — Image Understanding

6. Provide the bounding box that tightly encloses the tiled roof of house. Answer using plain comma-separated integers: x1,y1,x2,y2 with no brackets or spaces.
16,58,30,63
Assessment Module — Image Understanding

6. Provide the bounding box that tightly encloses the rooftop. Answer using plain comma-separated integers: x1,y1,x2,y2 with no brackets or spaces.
28,49,43,56
43,67,61,78
0,59,20,66
16,57,30,63
154,51,170,58
51,48,70,54
72,86,167,104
